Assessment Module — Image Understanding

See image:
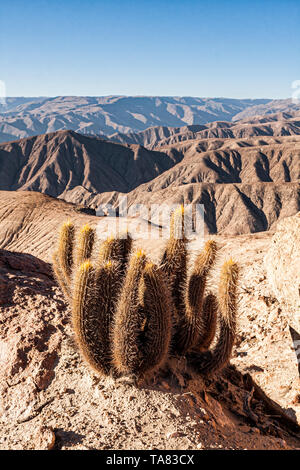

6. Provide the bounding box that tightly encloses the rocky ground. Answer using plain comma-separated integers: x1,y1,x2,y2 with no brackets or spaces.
0,217,299,450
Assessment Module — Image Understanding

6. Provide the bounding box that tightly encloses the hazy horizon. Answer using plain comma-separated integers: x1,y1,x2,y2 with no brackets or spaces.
1,94,282,100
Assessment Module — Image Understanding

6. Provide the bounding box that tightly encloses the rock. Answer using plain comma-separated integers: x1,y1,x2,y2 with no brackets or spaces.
166,431,186,439
265,212,300,330
0,250,64,423
239,425,252,433
0,273,10,305
31,426,56,450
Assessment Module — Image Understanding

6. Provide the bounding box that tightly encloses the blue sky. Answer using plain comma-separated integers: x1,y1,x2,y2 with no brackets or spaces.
0,0,299,98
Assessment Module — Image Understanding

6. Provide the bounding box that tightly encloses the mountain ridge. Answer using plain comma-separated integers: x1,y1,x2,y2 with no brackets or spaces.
0,95,282,143
0,130,182,197
0,127,298,235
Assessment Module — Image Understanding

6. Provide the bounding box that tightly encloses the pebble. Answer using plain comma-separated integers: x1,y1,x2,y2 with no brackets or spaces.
32,426,56,450
166,431,186,439
161,381,170,390
239,425,251,433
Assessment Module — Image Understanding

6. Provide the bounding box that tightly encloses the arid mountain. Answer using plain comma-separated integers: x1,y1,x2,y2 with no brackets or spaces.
0,130,181,197
0,129,299,235
0,96,273,143
84,135,300,235
140,135,300,187
232,98,300,121
123,181,300,235
1,96,300,145
108,112,300,149
0,97,45,113
128,135,300,233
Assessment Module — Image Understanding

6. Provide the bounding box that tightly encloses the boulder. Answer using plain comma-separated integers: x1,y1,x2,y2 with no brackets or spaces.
264,212,300,330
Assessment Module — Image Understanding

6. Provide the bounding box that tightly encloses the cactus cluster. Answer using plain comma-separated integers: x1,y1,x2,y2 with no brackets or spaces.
53,207,239,383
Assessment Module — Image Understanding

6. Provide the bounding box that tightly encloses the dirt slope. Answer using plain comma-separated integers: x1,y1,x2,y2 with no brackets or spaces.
0,191,100,261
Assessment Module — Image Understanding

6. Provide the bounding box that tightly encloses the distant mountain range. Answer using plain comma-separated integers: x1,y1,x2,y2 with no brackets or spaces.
107,111,300,148
2,95,300,144
0,107,299,235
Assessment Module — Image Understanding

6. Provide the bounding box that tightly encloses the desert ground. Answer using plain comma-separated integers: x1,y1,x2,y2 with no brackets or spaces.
0,191,299,450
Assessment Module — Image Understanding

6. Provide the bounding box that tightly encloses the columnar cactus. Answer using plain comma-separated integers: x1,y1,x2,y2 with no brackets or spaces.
158,205,239,375
113,255,172,378
53,229,172,380
187,259,239,375
53,206,239,382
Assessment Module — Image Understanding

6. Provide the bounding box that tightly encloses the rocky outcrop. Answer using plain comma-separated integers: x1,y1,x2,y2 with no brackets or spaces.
0,250,65,424
264,212,300,330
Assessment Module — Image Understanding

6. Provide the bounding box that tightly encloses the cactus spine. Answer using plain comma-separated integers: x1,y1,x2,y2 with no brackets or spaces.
75,224,95,266
174,240,217,355
112,250,147,377
187,260,239,375
160,205,187,321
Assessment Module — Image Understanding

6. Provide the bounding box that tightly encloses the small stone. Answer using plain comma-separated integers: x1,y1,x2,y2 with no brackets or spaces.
278,439,288,449
32,426,56,450
239,425,251,433
190,421,198,427
161,381,170,390
251,427,260,434
166,431,186,439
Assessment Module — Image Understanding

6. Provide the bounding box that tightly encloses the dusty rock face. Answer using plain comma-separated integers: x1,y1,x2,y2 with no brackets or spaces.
264,212,300,330
0,249,65,425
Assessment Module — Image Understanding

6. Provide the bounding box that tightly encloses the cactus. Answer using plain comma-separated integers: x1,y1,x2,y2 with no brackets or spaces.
160,205,187,321
173,240,217,355
98,233,132,276
72,259,122,375
52,220,75,301
112,249,147,376
158,207,238,375
113,260,172,379
195,293,218,352
53,209,239,383
57,220,75,282
187,259,239,375
75,224,95,266
160,209,220,358
53,226,172,380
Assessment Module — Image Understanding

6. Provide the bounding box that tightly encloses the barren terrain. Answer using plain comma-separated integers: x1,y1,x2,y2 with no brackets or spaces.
0,125,299,236
0,192,299,450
